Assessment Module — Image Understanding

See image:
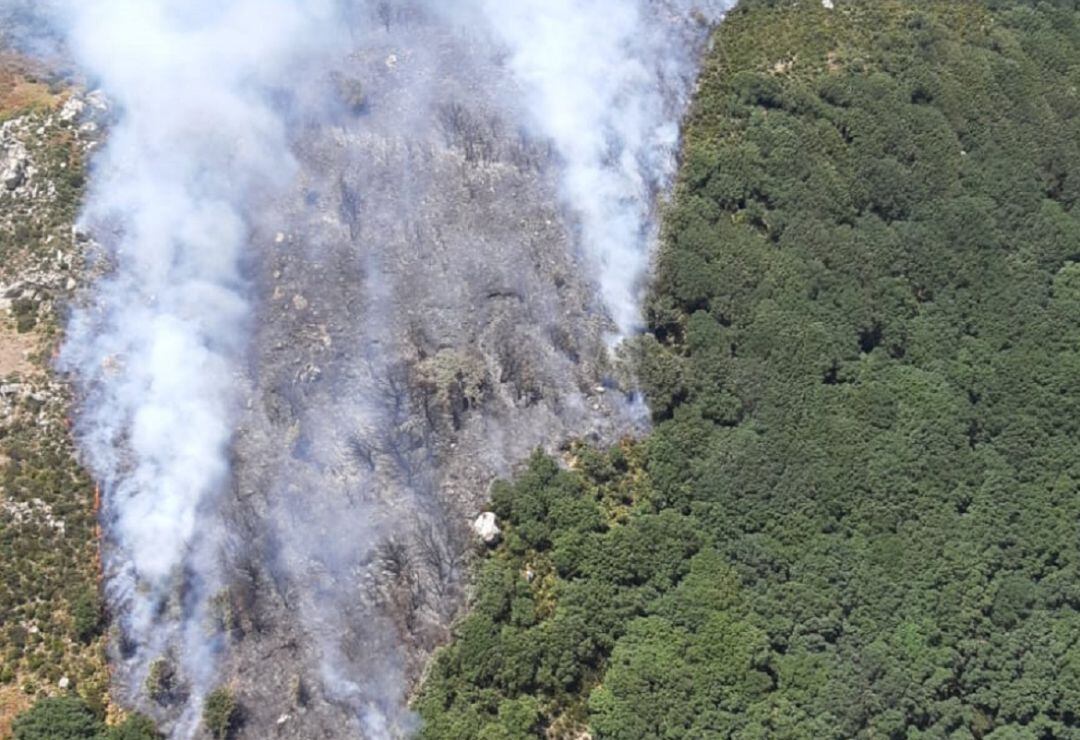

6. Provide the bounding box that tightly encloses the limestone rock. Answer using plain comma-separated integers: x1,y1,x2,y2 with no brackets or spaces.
472,512,501,545
1,142,27,191
60,97,86,123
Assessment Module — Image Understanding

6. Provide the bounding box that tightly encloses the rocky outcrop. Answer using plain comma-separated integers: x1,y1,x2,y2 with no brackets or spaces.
1,139,27,190
472,512,501,546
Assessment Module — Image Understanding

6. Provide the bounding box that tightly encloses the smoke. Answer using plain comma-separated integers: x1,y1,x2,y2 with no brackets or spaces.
37,0,348,733
447,0,734,339
5,0,727,737
213,3,730,736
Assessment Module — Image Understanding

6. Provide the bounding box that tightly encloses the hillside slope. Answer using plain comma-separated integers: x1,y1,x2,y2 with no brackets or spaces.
417,1,1080,737
0,58,110,737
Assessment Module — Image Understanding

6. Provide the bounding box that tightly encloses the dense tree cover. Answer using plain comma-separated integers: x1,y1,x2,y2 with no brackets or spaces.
419,1,1080,737
11,695,102,740
11,695,158,740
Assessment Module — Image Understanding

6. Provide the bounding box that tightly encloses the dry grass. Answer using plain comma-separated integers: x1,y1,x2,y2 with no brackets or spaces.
0,320,38,378
0,682,34,739
0,52,63,120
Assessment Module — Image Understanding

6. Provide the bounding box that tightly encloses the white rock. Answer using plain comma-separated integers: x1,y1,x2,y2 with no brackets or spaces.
60,98,85,123
58,676,70,690
1,143,27,191
472,512,501,545
822,0,835,8
85,90,110,112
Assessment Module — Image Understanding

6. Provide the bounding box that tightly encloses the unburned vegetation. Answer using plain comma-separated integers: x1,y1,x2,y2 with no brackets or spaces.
418,1,1080,737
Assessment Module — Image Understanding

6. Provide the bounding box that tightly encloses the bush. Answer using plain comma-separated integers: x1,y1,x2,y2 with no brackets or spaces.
202,687,238,740
12,695,103,740
105,713,161,740
70,588,102,643
143,657,175,703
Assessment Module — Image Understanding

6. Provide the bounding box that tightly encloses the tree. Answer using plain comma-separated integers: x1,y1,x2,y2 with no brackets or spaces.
70,587,103,643
202,687,238,740
105,714,161,740
12,695,103,740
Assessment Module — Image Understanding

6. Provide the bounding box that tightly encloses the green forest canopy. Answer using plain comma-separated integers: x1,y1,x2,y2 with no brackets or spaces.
417,1,1080,738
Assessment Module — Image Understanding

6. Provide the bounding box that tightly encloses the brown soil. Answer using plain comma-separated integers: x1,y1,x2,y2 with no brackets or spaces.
0,52,61,118
0,321,36,378
0,682,33,739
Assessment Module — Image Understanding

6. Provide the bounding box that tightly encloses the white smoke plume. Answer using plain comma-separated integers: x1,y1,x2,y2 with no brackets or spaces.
451,0,735,339
41,0,347,731
5,0,728,737
222,3,730,736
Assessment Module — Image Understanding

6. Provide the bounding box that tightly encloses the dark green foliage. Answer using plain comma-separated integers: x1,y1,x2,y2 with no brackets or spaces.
11,695,102,740
11,296,37,333
420,1,1080,738
104,714,161,740
12,698,160,740
70,587,103,643
202,687,238,740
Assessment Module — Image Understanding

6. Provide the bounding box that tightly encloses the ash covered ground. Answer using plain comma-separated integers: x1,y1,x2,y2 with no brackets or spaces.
162,8,638,738
0,0,722,736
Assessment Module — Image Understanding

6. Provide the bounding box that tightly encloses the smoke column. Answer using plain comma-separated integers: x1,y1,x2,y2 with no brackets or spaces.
47,0,346,733
455,0,735,338
209,3,734,737
5,0,730,737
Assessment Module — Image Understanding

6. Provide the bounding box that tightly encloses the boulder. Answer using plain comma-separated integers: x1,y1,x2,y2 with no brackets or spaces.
59,97,85,123
1,143,27,191
472,512,501,545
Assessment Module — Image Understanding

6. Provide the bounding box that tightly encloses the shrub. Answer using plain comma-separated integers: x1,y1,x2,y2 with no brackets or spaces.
12,695,103,740
202,687,238,740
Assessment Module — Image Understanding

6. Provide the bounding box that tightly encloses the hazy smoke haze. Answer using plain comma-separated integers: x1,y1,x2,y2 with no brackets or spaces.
50,0,348,731
2,1,730,737
446,0,734,338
